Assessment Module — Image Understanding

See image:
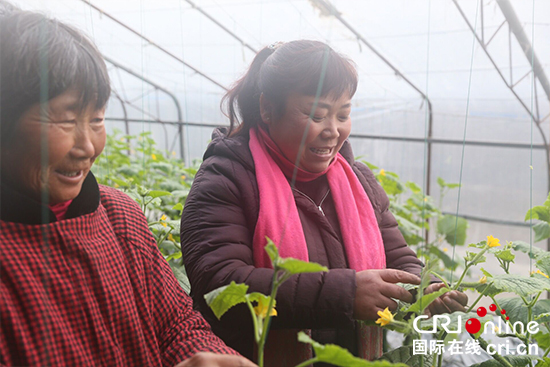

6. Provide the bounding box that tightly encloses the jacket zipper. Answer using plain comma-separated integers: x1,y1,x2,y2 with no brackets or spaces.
291,187,330,216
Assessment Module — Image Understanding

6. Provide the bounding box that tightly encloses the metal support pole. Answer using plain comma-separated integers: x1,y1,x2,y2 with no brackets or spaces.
104,56,186,163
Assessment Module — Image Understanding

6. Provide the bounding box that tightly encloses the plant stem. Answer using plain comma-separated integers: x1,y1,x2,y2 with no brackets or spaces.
453,247,489,290
490,296,529,345
156,227,173,246
430,271,450,289
245,298,261,344
467,285,490,313
294,357,319,367
257,270,280,367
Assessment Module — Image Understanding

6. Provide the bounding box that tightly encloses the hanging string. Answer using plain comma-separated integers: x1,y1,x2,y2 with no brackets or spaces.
38,15,52,365
278,15,336,246
140,0,147,176
528,0,535,276
420,0,431,266
178,0,190,167
449,0,480,286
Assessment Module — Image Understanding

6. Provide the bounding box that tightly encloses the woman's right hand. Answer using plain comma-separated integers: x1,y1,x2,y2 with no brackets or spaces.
353,269,421,321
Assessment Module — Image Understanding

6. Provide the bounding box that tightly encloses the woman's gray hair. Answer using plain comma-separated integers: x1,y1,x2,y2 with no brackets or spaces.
0,8,111,145
0,0,19,16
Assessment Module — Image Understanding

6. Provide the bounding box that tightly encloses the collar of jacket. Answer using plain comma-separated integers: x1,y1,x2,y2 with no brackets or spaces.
0,171,100,224
206,127,356,169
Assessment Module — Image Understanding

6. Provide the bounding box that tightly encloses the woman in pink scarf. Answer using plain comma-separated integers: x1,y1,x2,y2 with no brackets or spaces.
180,40,467,367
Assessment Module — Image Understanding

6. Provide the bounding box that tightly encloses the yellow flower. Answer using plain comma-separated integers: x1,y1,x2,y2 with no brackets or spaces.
443,248,448,253
114,183,119,188
168,234,174,242
379,169,386,177
375,307,394,327
172,151,176,156
254,298,277,319
423,197,428,202
487,235,501,248
151,154,157,161
160,214,167,227
494,326,499,333
535,270,549,278
479,276,487,284
181,175,186,180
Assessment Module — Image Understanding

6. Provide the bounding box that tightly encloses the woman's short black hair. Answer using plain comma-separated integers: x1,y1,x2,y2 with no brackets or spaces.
0,8,111,144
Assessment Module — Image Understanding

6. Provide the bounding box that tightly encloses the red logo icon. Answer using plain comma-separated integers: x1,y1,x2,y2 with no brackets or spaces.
465,304,507,334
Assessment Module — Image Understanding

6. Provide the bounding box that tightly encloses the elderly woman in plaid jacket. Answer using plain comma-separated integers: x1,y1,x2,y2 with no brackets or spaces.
0,4,254,367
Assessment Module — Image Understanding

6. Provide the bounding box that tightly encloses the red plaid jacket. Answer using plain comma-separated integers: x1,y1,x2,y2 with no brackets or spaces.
0,173,237,366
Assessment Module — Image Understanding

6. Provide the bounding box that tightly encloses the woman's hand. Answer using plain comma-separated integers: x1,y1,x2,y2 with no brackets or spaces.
424,283,468,317
175,352,257,367
354,269,421,321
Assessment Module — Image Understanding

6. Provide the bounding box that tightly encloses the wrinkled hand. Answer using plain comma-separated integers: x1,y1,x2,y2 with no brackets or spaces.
424,283,468,317
175,352,257,367
354,269,421,321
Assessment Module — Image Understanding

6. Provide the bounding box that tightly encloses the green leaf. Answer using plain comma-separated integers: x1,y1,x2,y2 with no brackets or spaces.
204,281,249,319
468,274,550,297
494,249,515,263
534,332,550,349
405,181,422,194
297,332,406,367
437,177,461,189
264,238,279,265
166,251,182,261
534,222,550,242
172,202,184,215
362,161,379,170
147,190,172,198
394,214,424,246
469,355,539,367
158,180,186,192
469,241,487,249
512,241,544,258
427,245,458,270
480,268,493,278
526,205,550,223
171,189,190,198
536,253,550,276
437,215,468,246
169,262,191,293
536,357,550,367
277,258,328,275
499,297,550,325
117,166,140,177
378,174,404,196
405,287,450,314
379,345,433,366
465,251,486,266
535,312,550,324
111,177,130,188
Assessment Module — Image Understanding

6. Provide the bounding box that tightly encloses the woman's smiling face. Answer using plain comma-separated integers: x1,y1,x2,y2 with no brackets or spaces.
264,92,352,173
1,89,106,204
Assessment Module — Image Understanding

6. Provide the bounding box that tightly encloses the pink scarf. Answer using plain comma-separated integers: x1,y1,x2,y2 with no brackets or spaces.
250,126,385,271
249,127,386,365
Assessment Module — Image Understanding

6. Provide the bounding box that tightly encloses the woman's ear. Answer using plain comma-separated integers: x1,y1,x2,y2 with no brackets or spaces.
259,93,273,125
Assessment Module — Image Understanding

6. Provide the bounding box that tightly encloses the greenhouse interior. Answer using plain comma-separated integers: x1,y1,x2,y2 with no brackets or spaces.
2,0,550,366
